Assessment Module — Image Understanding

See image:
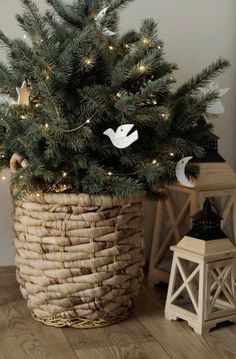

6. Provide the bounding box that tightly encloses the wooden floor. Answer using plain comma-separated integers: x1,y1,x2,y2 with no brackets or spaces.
1,267,236,359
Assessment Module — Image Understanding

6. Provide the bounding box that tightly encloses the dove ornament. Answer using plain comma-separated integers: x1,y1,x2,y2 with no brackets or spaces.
198,81,229,115
103,124,139,149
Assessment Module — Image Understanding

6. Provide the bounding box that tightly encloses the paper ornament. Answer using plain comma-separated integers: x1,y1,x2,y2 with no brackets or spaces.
16,81,30,106
0,94,15,105
175,156,194,188
103,124,138,149
198,81,229,115
10,153,28,173
95,7,116,37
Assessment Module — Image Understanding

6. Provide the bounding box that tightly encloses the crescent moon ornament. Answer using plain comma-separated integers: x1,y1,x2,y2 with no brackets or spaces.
95,6,116,37
175,156,194,188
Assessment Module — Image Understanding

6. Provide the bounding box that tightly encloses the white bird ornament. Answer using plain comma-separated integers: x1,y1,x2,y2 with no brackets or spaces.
103,124,138,149
198,81,229,115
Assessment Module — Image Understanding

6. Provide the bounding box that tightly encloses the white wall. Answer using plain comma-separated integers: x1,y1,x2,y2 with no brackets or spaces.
0,0,235,265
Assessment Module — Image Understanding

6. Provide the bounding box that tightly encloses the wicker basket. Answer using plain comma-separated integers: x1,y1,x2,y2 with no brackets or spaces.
13,192,145,328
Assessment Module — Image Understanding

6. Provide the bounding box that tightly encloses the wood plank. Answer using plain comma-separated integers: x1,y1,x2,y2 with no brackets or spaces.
64,314,154,350
0,267,76,359
75,342,170,359
133,286,219,359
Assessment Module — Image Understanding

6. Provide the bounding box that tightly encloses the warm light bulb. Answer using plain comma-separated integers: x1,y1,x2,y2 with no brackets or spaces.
84,57,93,65
170,152,174,157
157,45,161,50
44,123,49,129
153,100,157,105
20,115,27,120
1,154,5,158
86,119,91,124
116,92,122,98
107,171,113,176
20,175,23,179
152,160,157,164
62,172,67,177
36,193,40,197
108,46,114,51
35,104,40,108
142,38,149,44
46,75,50,80
23,34,27,39
125,44,130,48
1,176,6,181
138,65,146,73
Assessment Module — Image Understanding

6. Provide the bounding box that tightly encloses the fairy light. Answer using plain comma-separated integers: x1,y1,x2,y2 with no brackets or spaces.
1,176,6,181
20,175,23,179
138,65,147,73
20,115,27,120
35,103,40,108
142,37,149,44
108,46,114,51
46,75,50,80
116,92,122,98
62,171,67,177
152,159,157,164
157,45,161,50
1,154,5,158
107,171,113,176
44,123,49,129
170,152,174,157
23,34,27,39
86,118,91,124
124,44,130,49
153,100,157,105
36,193,40,197
85,58,92,65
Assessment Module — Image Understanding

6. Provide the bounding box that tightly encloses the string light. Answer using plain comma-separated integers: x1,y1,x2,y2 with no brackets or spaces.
138,65,146,73
161,113,169,120
170,152,174,157
20,115,27,120
1,176,6,181
107,171,113,176
36,193,40,197
152,160,157,164
86,118,91,124
142,38,150,44
20,175,23,179
108,46,114,51
124,44,130,49
152,100,157,105
44,123,49,129
116,92,122,98
157,45,161,50
62,171,67,177
35,104,40,108
1,154,5,158
46,75,50,80
23,34,27,39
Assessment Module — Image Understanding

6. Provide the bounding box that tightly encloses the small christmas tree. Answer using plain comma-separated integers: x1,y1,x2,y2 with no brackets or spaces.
0,0,230,198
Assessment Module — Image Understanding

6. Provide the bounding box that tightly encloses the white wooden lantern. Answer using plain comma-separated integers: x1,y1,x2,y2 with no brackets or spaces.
148,136,236,286
165,199,236,335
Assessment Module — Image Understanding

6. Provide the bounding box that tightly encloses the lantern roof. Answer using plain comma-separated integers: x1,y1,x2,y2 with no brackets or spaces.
187,199,227,240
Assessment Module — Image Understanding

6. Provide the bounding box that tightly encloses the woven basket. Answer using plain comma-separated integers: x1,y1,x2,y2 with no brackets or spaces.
13,192,145,328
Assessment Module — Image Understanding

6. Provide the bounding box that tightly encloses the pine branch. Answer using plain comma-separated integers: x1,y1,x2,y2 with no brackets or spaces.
174,58,230,98
46,0,83,26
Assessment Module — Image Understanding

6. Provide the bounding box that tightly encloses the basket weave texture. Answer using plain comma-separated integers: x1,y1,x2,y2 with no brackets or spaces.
13,193,145,328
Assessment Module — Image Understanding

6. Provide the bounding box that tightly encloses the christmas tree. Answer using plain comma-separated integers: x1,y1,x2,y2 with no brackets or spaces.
0,0,230,199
